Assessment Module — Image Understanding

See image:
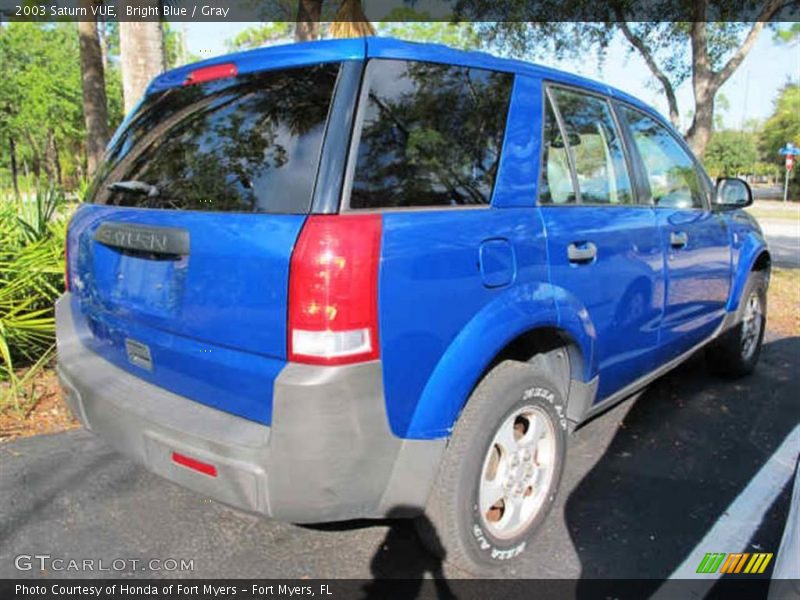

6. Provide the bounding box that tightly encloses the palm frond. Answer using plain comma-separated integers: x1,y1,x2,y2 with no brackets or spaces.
0,187,70,410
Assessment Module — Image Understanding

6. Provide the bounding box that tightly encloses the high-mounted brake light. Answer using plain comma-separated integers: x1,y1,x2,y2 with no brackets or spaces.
183,63,238,86
288,215,382,365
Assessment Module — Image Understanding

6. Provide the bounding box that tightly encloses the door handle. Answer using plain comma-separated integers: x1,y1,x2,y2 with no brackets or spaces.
670,231,688,249
567,242,597,264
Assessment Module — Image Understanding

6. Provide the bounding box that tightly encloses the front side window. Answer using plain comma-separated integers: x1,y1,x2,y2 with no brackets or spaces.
619,106,706,209
349,60,514,209
545,88,634,205
90,63,340,213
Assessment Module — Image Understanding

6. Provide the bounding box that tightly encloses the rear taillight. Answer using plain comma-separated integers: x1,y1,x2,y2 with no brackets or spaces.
288,215,382,365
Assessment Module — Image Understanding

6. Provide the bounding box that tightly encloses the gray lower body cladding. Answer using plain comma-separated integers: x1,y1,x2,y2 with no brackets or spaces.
55,294,446,522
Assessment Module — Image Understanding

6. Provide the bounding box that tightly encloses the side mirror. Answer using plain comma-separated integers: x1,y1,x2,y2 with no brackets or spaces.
715,177,753,210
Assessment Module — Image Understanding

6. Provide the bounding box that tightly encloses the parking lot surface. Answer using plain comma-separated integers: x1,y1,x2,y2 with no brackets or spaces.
1,333,798,585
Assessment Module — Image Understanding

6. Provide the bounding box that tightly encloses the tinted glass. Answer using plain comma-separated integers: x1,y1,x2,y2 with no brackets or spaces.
549,88,633,205
620,106,705,209
90,63,340,213
540,95,577,204
349,60,513,209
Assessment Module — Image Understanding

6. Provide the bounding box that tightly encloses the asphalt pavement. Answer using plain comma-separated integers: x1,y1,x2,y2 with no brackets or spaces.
760,220,800,269
749,188,799,268
1,333,799,585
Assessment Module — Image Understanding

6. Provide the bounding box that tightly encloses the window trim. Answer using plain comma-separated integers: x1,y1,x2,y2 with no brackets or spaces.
539,82,644,209
613,101,712,212
543,85,581,205
611,101,654,207
310,60,365,214
339,58,514,214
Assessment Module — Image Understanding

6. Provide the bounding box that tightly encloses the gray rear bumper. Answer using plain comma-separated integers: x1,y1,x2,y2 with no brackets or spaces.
55,294,445,522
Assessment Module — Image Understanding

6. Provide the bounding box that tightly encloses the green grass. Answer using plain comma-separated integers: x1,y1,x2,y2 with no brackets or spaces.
0,186,70,411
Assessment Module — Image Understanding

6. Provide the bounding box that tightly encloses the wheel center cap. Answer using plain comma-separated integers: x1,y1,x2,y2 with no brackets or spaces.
506,451,534,494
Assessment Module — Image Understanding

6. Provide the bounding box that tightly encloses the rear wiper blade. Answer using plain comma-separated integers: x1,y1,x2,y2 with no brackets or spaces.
108,180,160,197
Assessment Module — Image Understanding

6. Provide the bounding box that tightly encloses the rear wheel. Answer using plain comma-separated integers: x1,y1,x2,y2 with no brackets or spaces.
706,271,767,378
416,360,567,575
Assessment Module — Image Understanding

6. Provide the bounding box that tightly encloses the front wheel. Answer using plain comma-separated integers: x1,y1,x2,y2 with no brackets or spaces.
706,271,767,378
416,360,567,575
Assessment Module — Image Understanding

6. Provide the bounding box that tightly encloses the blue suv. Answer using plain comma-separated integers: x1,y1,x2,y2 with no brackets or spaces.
56,37,770,574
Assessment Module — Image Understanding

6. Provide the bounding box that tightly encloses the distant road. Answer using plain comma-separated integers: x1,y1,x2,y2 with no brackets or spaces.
761,220,799,269
746,194,798,269
752,185,785,201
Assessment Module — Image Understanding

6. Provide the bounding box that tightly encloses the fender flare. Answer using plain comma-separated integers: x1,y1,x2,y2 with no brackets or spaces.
403,281,597,439
727,233,770,313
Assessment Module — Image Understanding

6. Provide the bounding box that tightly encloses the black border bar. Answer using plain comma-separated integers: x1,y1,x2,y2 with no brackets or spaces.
1,0,798,23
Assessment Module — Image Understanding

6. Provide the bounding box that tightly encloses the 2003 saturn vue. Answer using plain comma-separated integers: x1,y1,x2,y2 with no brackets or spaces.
56,37,770,574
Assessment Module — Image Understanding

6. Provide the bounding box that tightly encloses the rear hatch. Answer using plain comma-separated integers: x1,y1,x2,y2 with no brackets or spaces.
66,60,343,425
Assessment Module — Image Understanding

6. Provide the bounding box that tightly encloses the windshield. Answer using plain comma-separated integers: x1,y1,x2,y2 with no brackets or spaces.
89,62,341,213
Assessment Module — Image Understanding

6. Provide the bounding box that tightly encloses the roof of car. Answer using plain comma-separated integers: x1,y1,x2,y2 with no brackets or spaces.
148,36,663,126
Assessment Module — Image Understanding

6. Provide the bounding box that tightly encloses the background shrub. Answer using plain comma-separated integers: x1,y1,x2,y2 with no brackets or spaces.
0,187,68,409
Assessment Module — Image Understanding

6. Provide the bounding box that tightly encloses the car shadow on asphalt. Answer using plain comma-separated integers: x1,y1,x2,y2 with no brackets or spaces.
364,509,456,598
565,336,799,593
302,509,457,597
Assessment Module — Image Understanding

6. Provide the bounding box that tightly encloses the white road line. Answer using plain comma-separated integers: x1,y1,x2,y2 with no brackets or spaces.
651,424,800,599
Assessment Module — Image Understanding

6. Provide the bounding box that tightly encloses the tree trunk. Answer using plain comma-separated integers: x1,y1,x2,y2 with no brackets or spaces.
53,136,62,186
45,129,61,186
180,23,188,65
685,19,716,158
161,22,169,69
330,0,375,38
295,0,323,41
8,137,20,198
616,20,680,128
98,22,109,70
120,10,165,115
686,89,715,159
685,6,778,156
78,5,110,179
42,152,53,183
26,133,43,182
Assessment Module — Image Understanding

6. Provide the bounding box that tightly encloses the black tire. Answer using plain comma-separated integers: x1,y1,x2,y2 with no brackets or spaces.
706,271,768,378
416,359,568,575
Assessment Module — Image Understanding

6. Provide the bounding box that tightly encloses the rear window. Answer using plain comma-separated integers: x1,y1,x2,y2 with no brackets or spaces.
348,59,514,210
89,63,340,213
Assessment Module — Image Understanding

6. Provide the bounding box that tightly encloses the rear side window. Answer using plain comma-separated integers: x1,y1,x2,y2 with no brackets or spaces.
348,60,514,210
619,106,705,209
543,87,634,205
90,63,341,213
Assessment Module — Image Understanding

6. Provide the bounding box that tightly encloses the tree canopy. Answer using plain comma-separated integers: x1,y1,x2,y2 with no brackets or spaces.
760,83,800,187
472,16,789,156
0,22,123,190
226,23,294,51
704,130,759,177
761,84,800,161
